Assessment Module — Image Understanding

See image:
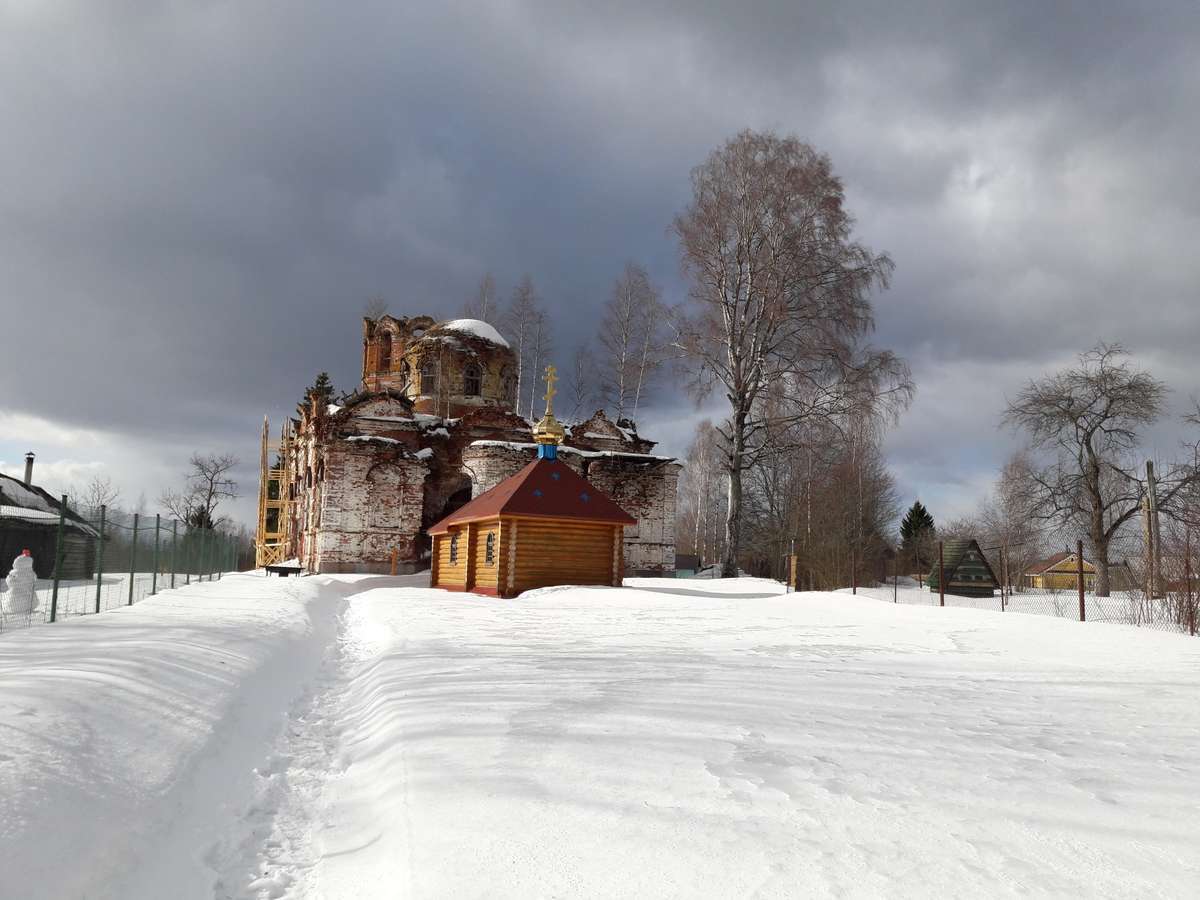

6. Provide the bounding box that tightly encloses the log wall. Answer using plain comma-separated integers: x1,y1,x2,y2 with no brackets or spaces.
472,520,501,590
433,525,468,587
509,518,620,594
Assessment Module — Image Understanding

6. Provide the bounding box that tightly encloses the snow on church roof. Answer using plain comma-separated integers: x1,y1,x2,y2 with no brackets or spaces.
436,319,510,349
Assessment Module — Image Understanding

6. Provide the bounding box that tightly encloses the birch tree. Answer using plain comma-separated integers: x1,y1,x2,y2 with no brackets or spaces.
526,311,554,420
672,129,911,576
502,276,539,417
599,263,665,418
568,342,597,421
462,273,497,323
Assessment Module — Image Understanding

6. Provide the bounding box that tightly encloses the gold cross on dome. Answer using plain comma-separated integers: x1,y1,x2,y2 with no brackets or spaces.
543,364,558,414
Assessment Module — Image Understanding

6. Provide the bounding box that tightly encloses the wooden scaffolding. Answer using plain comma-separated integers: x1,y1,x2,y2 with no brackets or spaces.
255,416,294,568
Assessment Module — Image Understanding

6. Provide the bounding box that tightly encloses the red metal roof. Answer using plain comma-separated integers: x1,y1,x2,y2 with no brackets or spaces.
427,458,636,533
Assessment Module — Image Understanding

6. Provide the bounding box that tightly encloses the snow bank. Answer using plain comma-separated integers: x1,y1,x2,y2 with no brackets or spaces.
308,577,1200,898
7,575,1200,897
0,573,359,900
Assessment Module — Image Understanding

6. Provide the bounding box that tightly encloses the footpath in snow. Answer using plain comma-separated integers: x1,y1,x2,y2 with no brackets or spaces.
3,574,1200,898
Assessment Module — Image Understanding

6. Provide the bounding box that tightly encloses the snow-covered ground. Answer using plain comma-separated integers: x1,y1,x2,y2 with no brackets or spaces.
3,574,1200,898
0,571,229,632
847,581,1194,632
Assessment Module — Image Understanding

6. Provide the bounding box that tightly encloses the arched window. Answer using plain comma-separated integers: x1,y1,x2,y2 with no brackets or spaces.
500,365,515,403
400,360,412,392
449,533,460,563
378,332,393,372
421,360,438,395
366,463,404,529
485,531,496,565
464,363,482,397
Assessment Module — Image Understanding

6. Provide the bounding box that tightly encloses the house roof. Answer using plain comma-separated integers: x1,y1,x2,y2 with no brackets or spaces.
1024,551,1093,576
427,457,636,533
0,473,98,536
926,538,999,587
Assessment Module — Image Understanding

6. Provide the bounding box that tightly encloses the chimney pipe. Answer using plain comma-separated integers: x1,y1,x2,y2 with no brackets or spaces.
23,452,34,486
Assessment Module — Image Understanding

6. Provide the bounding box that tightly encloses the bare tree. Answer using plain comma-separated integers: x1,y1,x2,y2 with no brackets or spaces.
1003,343,1178,595
676,420,727,566
672,129,912,576
630,275,667,418
979,450,1044,593
568,342,597,421
363,296,388,319
598,263,667,419
503,276,540,418
527,311,554,419
70,474,121,518
462,273,497,323
160,452,239,529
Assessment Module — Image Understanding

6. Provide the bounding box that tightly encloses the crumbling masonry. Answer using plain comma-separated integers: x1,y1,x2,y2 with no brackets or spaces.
258,316,680,577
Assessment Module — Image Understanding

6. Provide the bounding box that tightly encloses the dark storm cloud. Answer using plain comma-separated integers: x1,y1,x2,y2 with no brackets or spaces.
2,1,1198,523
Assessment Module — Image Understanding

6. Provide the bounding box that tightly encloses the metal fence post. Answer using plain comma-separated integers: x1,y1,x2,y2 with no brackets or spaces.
1077,539,1086,622
151,514,161,596
938,541,945,607
49,494,68,623
893,557,898,603
94,504,106,614
128,513,139,606
185,524,192,585
999,547,1007,612
198,528,207,582
170,520,178,589
1186,529,1194,637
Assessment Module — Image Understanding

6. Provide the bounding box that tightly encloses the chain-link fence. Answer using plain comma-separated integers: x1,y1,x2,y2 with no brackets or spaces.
842,530,1198,636
0,500,246,635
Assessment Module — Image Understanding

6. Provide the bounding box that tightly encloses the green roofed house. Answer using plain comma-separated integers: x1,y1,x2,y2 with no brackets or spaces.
925,538,1000,598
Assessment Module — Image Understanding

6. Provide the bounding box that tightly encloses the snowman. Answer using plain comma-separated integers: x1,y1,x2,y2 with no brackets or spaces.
1,550,38,616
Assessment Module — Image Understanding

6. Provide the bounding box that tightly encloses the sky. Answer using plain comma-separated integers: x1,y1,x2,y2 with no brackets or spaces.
2,1,1198,531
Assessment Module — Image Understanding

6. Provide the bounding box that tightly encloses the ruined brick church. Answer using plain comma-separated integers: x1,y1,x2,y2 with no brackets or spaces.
257,315,680,577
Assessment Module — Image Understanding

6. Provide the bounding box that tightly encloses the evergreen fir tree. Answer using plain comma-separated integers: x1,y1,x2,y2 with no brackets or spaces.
298,372,335,416
899,500,936,569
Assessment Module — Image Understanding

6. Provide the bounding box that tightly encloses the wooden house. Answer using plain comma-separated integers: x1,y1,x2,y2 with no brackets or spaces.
1,465,98,579
428,365,636,598
925,538,1000,597
1024,551,1097,591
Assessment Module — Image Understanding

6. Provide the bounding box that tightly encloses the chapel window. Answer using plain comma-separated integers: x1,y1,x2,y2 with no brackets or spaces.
485,532,495,565
464,363,482,397
449,533,459,563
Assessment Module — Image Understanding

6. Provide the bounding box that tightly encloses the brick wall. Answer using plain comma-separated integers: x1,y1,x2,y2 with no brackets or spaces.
585,457,681,575
309,445,429,574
